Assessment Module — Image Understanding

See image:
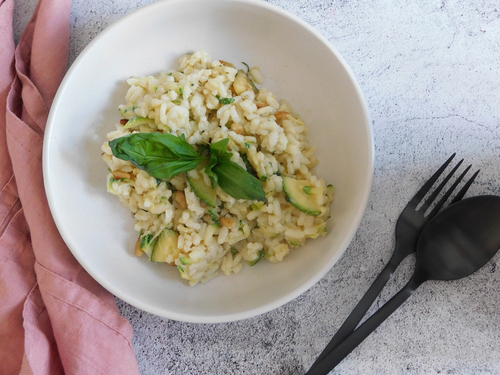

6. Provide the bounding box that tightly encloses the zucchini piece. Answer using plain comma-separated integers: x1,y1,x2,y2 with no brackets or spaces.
186,170,217,207
241,154,258,177
140,233,158,258
282,176,324,216
151,229,180,264
123,117,156,129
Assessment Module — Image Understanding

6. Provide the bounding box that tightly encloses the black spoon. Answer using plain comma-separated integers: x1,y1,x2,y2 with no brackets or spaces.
307,195,500,375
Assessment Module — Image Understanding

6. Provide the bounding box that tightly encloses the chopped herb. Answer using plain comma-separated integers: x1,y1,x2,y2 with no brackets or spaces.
191,83,194,86
179,87,183,97
160,196,168,203
245,142,250,149
239,220,244,232
261,175,267,182
303,186,312,194
155,86,158,92
168,72,173,76
242,62,250,73
177,265,185,273
172,99,181,105
247,250,265,266
132,106,137,111
290,240,298,246
231,247,238,257
215,95,235,105
156,178,162,185
209,209,220,226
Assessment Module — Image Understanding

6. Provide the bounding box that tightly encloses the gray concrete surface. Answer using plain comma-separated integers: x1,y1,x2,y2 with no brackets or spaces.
13,0,500,374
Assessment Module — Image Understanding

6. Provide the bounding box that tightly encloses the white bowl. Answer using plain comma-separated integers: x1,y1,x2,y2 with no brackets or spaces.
43,0,373,323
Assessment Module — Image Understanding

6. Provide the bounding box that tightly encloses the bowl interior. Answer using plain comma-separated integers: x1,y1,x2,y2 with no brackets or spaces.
44,0,373,323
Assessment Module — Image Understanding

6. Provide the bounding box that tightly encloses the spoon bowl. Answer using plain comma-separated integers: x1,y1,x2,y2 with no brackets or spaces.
415,195,500,282
308,195,500,374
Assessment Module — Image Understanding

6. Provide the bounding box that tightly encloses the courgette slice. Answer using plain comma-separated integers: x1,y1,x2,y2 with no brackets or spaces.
151,229,180,264
187,170,217,207
123,117,156,129
282,176,323,216
140,233,158,258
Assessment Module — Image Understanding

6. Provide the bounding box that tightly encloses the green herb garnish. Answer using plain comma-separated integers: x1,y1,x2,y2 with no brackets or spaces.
179,87,183,97
209,209,220,226
215,95,235,105
110,134,266,202
242,62,250,73
231,247,238,257
109,132,205,179
247,250,265,266
303,186,312,194
213,160,267,202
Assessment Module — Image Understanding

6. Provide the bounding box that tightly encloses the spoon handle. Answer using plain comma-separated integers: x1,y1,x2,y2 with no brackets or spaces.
309,258,400,370
305,278,421,375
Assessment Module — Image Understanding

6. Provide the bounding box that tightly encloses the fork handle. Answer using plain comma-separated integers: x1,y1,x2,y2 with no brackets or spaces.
305,277,421,375
308,255,401,370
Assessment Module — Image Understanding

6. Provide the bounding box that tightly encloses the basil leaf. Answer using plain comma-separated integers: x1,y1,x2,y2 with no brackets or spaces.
204,158,219,188
109,133,204,179
212,159,267,202
210,138,232,160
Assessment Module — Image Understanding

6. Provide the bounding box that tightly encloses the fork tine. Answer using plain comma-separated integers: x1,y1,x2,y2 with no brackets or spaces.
426,165,472,218
418,159,464,212
449,169,480,205
410,153,456,206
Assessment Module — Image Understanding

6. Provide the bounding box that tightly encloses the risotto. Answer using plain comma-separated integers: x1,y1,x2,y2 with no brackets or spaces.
101,51,334,285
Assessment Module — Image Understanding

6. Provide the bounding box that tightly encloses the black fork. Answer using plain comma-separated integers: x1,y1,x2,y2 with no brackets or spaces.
308,154,479,372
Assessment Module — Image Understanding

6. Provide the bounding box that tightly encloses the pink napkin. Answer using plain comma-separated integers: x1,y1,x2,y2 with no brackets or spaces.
0,0,141,373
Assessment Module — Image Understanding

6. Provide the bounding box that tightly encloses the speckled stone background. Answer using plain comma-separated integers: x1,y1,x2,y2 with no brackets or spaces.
13,0,500,374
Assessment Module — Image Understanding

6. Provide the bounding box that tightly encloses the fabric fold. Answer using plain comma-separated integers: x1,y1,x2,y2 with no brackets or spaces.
1,0,141,373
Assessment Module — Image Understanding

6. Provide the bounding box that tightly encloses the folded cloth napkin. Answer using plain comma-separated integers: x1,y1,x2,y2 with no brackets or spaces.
0,0,141,373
